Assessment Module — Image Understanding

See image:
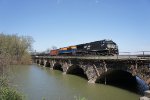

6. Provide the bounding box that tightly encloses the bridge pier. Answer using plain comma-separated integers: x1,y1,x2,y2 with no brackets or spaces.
85,64,98,83
50,60,56,68
43,59,46,67
62,61,69,72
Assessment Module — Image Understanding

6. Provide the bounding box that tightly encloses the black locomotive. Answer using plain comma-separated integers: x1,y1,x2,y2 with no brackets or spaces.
76,39,118,56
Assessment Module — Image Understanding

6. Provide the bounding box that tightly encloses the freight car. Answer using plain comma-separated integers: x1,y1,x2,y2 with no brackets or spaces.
50,39,118,56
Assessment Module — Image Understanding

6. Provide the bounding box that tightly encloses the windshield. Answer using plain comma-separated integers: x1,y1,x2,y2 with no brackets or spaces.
107,44,116,48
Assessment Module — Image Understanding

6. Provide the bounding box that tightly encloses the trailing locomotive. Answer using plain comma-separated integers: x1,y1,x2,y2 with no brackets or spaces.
50,39,118,56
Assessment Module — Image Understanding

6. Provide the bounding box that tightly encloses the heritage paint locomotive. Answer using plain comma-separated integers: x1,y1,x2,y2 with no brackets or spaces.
50,39,119,56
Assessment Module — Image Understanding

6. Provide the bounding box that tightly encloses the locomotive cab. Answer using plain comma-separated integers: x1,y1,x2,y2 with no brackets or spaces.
105,40,119,55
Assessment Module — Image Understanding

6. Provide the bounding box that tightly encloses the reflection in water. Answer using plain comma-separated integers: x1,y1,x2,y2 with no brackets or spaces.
11,65,140,100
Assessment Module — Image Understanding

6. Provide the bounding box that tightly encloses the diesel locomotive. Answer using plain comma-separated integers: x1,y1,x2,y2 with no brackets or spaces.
50,39,119,56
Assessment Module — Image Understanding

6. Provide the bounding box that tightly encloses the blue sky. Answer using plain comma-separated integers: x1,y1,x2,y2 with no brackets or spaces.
0,0,150,53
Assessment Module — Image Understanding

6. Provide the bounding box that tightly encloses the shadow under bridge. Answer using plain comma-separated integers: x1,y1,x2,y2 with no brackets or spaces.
66,65,88,80
95,70,149,94
53,62,63,72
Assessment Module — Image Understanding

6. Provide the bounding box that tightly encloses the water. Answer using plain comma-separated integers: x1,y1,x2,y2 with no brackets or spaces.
11,64,140,100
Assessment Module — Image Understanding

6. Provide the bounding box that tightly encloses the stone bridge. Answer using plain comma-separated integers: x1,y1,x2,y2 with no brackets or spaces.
32,55,150,87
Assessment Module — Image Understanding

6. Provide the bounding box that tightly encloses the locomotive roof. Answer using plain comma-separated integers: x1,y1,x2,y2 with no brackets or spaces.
59,39,116,48
77,39,115,45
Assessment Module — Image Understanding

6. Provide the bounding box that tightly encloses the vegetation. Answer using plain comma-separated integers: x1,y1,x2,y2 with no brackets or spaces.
0,33,87,100
0,33,33,100
74,96,87,100
0,77,24,100
0,33,33,64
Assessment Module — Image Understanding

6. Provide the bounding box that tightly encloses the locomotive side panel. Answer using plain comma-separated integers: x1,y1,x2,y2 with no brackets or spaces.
76,44,86,54
77,40,119,55
58,46,77,55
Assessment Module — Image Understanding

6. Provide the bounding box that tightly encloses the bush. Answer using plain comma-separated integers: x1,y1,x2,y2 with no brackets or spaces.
0,33,34,65
0,76,9,87
0,87,24,100
0,76,24,100
74,96,87,100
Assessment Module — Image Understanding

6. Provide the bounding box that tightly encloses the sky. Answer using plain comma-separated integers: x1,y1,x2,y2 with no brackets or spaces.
0,0,150,54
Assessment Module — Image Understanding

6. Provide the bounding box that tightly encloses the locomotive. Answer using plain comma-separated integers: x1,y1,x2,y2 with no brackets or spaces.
50,39,119,56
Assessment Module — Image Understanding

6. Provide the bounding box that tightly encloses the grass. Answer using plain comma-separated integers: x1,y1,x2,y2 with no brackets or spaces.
74,96,87,100
0,87,24,100
0,76,25,100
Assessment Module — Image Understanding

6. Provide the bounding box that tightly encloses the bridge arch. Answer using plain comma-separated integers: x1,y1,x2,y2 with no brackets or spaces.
96,69,149,94
95,70,137,92
53,62,63,71
66,65,88,79
37,60,39,64
45,60,50,67
96,70,134,84
40,59,44,65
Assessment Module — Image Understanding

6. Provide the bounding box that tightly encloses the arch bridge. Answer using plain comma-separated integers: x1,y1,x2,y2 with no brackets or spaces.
33,55,150,86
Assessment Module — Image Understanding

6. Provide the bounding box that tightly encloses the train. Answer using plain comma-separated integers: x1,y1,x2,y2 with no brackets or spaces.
50,39,119,56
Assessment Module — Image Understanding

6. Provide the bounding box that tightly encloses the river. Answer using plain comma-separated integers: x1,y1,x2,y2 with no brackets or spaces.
11,64,140,100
